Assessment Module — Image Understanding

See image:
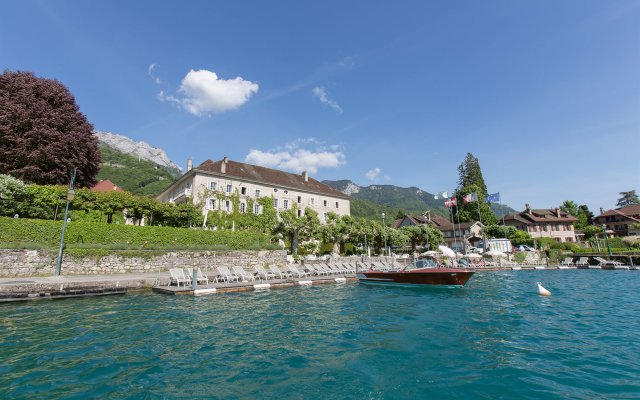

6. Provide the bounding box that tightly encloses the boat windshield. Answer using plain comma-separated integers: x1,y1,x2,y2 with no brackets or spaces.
403,258,438,271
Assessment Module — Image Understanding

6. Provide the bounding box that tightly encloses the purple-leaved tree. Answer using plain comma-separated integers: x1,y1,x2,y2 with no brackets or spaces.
0,70,100,187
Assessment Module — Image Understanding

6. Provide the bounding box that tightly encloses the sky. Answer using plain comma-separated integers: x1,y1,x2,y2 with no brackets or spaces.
1,0,638,213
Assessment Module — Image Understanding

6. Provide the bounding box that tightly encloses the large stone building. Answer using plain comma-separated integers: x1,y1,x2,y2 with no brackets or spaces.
593,205,640,237
157,157,350,222
501,204,577,242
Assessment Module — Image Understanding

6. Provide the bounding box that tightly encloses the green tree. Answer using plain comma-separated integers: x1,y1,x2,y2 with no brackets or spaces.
559,200,593,230
481,224,516,239
276,204,320,254
582,225,604,241
320,212,356,254
399,224,443,252
617,190,639,207
0,174,27,216
454,153,496,224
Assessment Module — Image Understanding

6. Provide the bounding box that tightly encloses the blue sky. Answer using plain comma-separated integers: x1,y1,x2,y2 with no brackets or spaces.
1,0,638,212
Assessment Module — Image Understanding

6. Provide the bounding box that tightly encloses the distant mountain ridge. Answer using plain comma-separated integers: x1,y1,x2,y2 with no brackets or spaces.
95,131,182,174
323,179,514,220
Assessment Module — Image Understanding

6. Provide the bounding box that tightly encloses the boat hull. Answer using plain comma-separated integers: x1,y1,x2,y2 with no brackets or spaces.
357,268,474,287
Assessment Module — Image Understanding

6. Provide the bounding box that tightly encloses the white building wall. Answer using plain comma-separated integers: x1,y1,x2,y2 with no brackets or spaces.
182,172,350,221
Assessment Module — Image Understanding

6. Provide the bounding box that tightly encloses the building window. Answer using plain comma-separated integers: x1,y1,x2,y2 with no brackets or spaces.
226,184,232,193
241,187,247,195
209,199,216,209
283,199,289,209
225,200,231,212
297,196,302,203
335,202,339,209
297,209,302,217
255,189,261,198
254,204,260,214
240,203,246,213
323,200,328,207
209,182,217,190
274,198,278,208
309,197,314,206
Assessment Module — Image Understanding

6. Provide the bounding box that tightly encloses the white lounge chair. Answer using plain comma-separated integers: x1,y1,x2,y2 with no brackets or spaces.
561,257,574,266
575,257,590,267
286,265,308,278
255,265,276,280
326,264,343,275
269,265,290,279
594,257,623,267
217,266,239,282
186,267,209,285
169,268,191,287
232,266,255,282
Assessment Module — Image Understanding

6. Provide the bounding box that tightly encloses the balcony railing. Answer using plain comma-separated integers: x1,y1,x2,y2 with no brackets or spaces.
170,187,192,203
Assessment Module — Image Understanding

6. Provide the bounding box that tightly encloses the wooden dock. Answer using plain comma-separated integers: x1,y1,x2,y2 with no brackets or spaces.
153,275,358,296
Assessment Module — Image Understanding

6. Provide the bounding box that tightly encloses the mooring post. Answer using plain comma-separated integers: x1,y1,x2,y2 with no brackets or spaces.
192,267,197,290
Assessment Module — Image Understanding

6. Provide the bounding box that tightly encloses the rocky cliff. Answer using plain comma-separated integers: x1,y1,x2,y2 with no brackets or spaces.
94,131,182,173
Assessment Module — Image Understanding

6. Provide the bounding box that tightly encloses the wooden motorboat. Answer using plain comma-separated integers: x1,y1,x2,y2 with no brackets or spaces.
357,265,474,287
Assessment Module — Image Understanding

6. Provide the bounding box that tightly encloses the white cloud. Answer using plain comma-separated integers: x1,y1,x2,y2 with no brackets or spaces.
148,63,161,84
365,168,381,180
179,69,259,116
312,86,343,113
245,139,345,174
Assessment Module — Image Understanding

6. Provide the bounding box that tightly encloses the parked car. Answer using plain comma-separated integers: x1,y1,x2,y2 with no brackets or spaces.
517,245,536,252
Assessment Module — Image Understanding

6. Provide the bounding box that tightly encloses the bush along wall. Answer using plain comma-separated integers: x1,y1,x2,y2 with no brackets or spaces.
0,216,272,250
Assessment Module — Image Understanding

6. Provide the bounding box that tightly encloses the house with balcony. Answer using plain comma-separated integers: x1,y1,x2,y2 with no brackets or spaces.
501,204,577,242
156,157,350,222
393,213,484,252
593,205,640,237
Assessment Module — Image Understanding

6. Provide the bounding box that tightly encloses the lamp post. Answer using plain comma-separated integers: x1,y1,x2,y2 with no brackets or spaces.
54,168,77,276
602,224,612,256
381,212,388,257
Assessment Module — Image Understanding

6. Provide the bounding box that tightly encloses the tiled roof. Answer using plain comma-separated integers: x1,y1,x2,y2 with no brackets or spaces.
91,180,123,192
597,205,640,220
194,159,350,200
503,208,577,224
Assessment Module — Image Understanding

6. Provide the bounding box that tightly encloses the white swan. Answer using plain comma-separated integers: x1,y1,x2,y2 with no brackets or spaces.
537,282,551,296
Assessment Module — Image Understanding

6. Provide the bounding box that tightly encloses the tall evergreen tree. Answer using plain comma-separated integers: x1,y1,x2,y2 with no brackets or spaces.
453,153,496,224
0,70,100,187
617,190,640,207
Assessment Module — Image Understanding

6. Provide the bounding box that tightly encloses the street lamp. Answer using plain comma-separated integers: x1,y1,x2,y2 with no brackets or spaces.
55,168,77,276
602,224,612,256
381,212,388,256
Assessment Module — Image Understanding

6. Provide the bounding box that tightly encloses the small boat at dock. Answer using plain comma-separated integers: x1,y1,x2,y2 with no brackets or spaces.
356,259,474,287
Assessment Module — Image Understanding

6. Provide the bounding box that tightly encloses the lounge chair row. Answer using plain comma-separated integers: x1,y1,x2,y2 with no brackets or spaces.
560,256,624,267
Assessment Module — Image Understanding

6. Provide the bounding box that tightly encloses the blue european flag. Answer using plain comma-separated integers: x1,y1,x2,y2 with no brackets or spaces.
485,192,501,203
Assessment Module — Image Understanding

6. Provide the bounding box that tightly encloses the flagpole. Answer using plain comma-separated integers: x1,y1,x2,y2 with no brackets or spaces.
476,192,482,224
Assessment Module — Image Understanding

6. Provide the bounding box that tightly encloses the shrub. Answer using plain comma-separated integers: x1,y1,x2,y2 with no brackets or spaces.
0,216,271,250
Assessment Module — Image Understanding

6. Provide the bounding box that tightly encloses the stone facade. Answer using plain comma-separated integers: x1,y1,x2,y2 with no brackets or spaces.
0,249,287,278
157,158,350,223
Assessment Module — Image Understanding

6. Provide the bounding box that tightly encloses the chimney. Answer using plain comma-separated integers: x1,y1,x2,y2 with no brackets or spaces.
525,203,531,213
221,156,228,173
600,207,604,215
302,171,308,182
187,158,193,172
555,207,561,217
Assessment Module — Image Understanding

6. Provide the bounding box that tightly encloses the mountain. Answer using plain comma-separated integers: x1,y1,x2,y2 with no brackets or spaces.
95,131,182,173
95,132,182,196
323,180,514,221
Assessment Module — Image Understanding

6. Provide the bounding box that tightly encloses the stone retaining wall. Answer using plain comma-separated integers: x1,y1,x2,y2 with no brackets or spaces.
0,249,288,277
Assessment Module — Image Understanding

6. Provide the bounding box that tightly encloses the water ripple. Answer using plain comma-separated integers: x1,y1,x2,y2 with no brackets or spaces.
1,271,639,399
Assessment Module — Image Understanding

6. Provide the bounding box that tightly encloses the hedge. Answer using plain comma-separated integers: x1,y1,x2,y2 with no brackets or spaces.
0,217,272,250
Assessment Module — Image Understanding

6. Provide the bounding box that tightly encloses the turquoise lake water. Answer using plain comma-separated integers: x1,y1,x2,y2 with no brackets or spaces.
1,270,639,399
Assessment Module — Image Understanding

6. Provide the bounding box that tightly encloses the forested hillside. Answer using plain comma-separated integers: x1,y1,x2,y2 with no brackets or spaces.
96,144,180,196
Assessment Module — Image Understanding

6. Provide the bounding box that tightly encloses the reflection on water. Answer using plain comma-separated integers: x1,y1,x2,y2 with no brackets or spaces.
1,271,639,399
